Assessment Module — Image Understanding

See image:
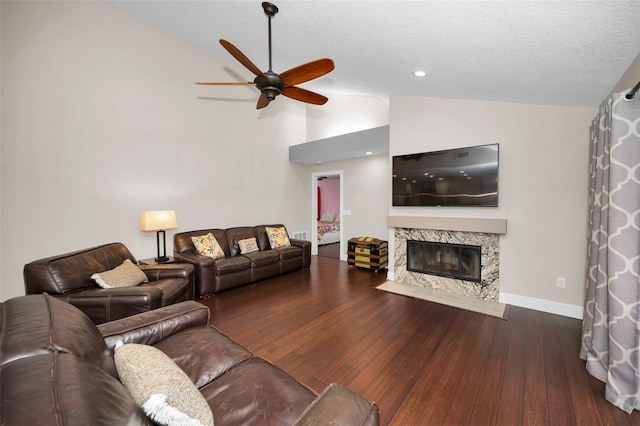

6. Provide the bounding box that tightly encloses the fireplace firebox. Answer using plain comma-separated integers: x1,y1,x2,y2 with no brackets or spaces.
407,240,481,283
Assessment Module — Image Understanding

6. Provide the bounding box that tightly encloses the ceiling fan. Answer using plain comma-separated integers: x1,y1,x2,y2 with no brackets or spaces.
195,2,335,109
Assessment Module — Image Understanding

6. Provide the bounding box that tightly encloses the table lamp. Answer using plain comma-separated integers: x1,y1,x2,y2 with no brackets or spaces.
140,210,178,263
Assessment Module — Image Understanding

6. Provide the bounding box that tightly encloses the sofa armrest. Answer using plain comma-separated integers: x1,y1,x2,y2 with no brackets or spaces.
173,251,217,298
293,383,379,426
290,239,312,269
139,263,195,300
98,301,210,349
57,287,164,324
174,251,214,267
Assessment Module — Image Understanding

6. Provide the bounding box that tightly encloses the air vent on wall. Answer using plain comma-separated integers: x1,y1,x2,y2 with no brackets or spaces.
293,231,307,240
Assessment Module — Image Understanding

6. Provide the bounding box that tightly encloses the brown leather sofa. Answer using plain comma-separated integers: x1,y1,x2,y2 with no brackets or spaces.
23,242,195,324
174,224,311,298
0,294,379,425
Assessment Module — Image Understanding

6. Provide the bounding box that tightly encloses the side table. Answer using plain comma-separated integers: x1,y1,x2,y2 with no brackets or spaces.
138,256,182,265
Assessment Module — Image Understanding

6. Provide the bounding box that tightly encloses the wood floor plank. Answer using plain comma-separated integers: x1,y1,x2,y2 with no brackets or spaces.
541,313,577,426
441,315,500,425
523,310,550,425
204,257,640,425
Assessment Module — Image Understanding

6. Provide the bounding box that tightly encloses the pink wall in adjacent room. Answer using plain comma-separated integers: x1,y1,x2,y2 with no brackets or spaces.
318,178,340,219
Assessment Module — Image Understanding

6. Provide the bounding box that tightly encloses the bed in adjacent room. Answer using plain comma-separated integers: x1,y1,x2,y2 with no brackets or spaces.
317,213,340,246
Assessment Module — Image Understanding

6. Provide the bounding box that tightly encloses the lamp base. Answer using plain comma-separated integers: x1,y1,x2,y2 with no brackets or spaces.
154,256,171,263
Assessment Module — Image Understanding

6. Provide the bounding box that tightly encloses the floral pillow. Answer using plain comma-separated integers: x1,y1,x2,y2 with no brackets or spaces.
265,227,291,249
191,233,225,260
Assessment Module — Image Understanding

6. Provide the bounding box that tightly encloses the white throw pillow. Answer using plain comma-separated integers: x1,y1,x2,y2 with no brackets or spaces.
114,343,214,426
238,238,259,254
91,259,148,288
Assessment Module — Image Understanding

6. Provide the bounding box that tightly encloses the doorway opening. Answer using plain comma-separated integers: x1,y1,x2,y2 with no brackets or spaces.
311,170,344,260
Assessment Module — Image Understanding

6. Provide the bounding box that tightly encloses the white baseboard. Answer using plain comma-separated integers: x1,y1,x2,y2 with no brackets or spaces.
385,272,582,319
499,292,583,320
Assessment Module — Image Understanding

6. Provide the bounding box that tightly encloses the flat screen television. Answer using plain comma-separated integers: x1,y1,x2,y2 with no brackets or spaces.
392,143,499,207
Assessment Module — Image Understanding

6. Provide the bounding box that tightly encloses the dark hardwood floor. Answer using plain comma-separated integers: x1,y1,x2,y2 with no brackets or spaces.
200,256,639,425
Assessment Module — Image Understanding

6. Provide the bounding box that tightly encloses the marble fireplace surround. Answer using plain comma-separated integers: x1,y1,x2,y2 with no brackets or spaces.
387,216,507,302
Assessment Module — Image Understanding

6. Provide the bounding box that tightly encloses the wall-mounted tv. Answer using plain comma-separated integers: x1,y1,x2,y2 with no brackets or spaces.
392,143,499,207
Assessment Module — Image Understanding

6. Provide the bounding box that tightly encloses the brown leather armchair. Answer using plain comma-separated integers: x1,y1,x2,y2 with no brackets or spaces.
23,242,195,324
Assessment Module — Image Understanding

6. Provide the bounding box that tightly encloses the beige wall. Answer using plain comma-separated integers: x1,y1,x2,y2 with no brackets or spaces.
309,154,390,257
306,94,389,141
0,1,310,300
388,96,595,314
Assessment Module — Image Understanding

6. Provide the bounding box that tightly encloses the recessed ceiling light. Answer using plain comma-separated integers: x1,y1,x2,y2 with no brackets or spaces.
365,151,373,155
316,160,322,164
413,70,427,77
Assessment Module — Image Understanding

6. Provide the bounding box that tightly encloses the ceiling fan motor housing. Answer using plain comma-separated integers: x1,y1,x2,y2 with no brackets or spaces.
255,71,284,100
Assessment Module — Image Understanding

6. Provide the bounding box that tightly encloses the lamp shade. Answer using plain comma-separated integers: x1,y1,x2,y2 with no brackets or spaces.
140,210,178,232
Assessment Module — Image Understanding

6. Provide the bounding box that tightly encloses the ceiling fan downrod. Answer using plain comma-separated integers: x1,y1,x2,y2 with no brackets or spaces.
262,2,279,72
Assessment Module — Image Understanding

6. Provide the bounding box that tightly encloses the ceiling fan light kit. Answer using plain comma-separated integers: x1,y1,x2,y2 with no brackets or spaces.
196,2,335,109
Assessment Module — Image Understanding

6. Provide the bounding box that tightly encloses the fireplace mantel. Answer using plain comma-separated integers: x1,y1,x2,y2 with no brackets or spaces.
387,216,507,235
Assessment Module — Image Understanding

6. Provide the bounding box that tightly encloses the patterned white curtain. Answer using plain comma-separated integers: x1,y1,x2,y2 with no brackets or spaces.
580,90,640,413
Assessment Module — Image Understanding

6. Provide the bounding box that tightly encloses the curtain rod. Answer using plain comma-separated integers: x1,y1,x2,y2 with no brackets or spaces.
625,81,640,100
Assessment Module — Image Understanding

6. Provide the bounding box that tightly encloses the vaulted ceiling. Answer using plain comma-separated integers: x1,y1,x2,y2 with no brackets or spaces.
105,0,639,108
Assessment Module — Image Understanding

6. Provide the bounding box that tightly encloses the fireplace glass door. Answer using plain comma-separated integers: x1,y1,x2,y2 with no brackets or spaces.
407,240,481,282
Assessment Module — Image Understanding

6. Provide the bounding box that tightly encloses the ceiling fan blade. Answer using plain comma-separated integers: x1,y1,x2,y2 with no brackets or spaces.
256,93,271,109
195,82,255,86
280,59,335,87
219,39,263,76
282,86,328,105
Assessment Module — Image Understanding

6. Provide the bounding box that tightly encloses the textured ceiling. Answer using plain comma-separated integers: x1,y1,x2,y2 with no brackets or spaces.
105,0,639,108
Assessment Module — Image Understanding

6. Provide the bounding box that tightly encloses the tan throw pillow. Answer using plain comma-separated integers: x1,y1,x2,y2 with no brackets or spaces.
114,343,214,426
91,259,148,289
265,226,291,249
191,233,225,260
238,237,259,254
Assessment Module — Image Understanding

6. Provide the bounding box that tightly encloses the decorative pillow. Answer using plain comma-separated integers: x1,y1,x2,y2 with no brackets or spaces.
238,237,259,254
265,226,291,249
320,212,336,222
91,259,148,289
191,233,225,260
114,343,214,426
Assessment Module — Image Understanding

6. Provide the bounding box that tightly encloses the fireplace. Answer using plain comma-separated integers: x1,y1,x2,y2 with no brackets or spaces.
391,226,501,302
407,240,481,283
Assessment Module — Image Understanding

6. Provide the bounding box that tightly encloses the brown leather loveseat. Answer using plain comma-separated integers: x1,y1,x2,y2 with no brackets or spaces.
23,242,195,324
174,224,311,298
0,294,379,425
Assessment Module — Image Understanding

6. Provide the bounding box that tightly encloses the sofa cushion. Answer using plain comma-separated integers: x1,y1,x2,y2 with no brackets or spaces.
214,256,251,275
238,238,259,255
242,250,281,267
154,325,253,389
265,226,291,249
192,233,225,260
226,227,257,257
0,353,150,426
92,259,148,288
200,358,316,425
274,245,303,261
115,343,214,426
0,294,117,378
142,278,189,307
